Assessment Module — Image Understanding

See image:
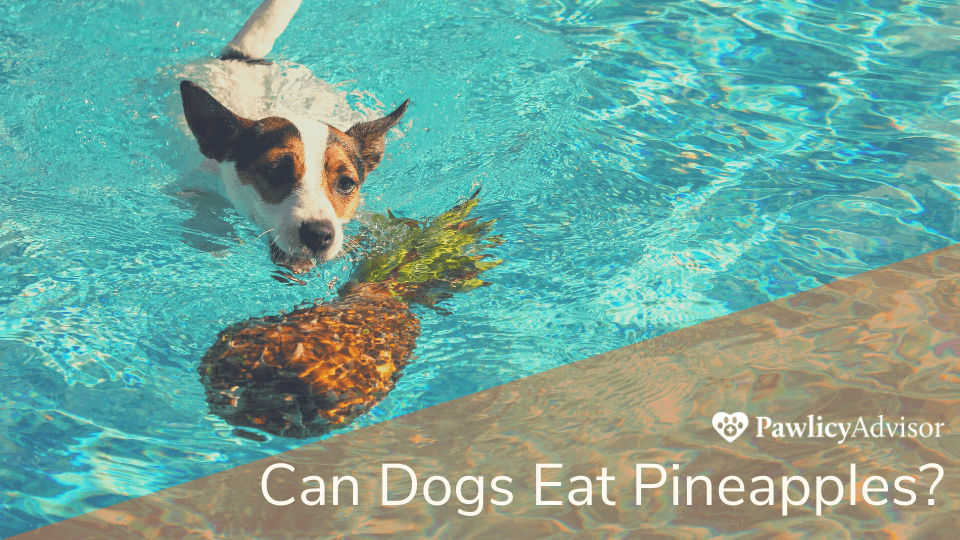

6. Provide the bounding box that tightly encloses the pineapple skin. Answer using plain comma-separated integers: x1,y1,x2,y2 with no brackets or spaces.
198,282,420,439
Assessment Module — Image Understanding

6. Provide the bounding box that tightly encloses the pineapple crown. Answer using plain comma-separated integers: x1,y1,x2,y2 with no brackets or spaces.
346,189,503,309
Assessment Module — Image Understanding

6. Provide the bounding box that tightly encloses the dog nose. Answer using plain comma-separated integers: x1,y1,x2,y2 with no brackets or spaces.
299,220,336,255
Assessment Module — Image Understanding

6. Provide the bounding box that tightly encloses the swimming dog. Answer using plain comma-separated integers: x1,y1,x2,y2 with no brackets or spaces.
178,0,409,272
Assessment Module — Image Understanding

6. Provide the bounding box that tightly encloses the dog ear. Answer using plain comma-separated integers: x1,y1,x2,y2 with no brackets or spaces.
346,99,410,173
180,80,250,162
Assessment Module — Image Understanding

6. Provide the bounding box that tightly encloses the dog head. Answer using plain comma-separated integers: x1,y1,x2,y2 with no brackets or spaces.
179,80,408,271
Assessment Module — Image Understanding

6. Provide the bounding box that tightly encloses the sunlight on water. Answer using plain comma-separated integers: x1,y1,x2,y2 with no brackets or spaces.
2,0,960,535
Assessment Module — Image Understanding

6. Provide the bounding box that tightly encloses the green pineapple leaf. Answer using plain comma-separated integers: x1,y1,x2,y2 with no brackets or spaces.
349,189,503,307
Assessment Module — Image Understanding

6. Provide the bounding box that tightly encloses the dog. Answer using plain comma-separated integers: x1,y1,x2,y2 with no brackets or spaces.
177,0,409,273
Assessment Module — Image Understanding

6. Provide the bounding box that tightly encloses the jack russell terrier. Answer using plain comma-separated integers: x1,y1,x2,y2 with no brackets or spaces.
178,0,409,273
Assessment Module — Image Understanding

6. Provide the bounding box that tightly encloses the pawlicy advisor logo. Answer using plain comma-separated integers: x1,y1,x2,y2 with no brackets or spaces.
712,412,945,444
713,412,748,442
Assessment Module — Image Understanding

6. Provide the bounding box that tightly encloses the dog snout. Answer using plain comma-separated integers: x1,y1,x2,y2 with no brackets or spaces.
299,220,336,256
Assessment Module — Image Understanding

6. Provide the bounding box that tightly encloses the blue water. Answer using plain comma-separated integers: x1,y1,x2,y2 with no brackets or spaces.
2,0,959,535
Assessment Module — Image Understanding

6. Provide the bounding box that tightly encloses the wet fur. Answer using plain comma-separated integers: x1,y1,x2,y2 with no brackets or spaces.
177,0,409,272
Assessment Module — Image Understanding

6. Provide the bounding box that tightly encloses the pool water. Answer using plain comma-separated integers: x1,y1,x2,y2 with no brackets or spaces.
2,0,959,535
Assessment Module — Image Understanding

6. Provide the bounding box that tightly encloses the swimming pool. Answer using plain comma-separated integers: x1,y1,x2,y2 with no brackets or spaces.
1,0,958,536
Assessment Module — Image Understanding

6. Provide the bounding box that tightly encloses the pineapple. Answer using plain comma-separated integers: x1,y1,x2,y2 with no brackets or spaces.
198,191,502,439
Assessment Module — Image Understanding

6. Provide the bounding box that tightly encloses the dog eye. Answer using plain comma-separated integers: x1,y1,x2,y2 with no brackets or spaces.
336,176,358,194
261,158,293,185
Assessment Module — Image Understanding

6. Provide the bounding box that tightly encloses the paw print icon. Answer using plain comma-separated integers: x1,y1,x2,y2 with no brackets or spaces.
712,412,748,442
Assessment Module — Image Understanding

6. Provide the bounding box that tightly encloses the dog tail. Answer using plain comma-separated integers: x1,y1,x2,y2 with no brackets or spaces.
219,0,303,62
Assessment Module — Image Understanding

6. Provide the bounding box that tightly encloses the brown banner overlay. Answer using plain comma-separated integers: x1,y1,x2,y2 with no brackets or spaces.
12,244,960,539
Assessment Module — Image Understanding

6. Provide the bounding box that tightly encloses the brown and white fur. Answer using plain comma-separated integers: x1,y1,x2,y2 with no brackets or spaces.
178,0,408,272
